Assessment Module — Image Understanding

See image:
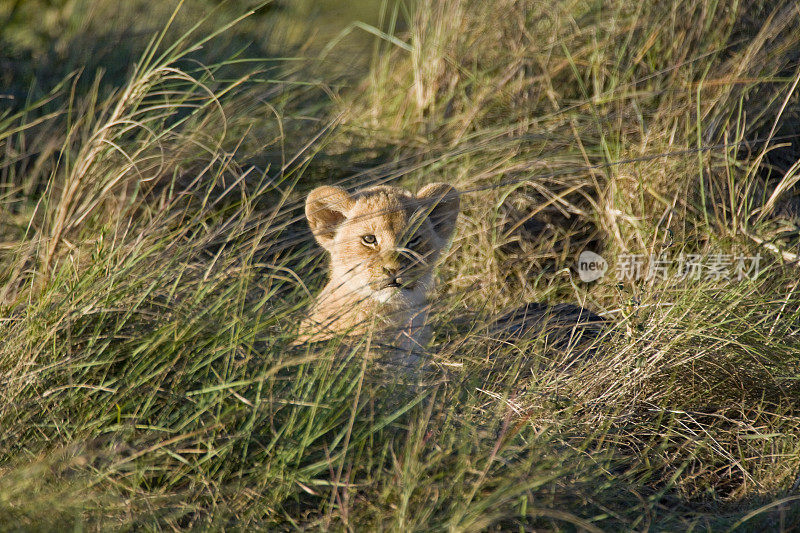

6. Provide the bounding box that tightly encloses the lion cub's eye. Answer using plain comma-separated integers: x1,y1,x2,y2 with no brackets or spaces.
407,235,422,248
361,234,377,246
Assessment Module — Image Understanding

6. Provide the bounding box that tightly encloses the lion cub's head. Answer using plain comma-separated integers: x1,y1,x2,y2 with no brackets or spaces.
306,183,460,307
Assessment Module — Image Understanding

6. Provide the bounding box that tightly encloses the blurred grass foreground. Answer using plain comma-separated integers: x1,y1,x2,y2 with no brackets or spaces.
2,0,800,529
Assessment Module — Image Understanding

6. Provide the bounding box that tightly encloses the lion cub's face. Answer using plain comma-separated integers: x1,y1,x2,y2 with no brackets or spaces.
306,183,460,306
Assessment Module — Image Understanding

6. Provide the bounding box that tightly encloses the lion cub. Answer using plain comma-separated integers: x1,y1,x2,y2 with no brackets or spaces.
295,183,460,357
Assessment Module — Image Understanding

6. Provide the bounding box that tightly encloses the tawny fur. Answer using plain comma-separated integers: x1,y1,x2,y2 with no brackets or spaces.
295,183,460,354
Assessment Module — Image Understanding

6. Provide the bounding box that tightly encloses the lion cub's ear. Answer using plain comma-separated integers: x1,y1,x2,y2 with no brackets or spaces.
416,183,460,243
306,186,354,249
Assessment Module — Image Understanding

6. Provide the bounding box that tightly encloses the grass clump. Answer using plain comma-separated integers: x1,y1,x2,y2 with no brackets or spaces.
1,0,800,529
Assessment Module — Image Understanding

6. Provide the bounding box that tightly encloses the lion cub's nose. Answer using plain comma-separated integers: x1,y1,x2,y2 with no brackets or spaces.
382,266,402,286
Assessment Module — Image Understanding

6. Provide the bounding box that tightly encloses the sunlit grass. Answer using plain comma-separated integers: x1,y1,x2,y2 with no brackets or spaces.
0,0,799,529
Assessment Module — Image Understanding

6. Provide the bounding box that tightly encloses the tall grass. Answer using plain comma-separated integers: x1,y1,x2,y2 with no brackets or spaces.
1,0,800,529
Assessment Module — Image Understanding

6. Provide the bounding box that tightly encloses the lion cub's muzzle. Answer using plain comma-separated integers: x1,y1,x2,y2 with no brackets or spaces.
372,266,418,291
